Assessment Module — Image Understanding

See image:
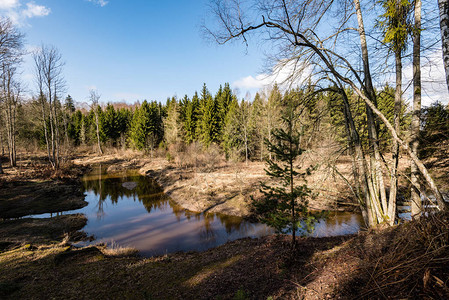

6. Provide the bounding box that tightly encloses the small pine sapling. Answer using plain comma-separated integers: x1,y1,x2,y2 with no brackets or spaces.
252,100,320,249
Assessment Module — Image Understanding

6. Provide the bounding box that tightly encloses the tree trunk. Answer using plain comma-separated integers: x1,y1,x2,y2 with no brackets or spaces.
354,0,387,224
95,111,103,155
388,52,402,225
343,80,448,211
40,96,53,168
411,0,422,218
439,0,449,92
340,87,371,226
53,94,60,168
48,93,56,169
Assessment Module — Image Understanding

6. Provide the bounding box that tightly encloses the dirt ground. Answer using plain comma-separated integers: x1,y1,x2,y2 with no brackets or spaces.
1,212,448,300
0,158,89,253
1,149,448,299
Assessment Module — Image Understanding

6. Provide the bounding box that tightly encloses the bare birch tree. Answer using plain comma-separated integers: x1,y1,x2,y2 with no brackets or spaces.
411,0,422,217
90,89,103,155
0,18,23,172
439,0,449,92
33,45,65,169
1,64,22,167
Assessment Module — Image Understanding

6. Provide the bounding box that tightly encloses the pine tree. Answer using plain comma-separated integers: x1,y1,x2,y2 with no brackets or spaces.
129,101,151,150
253,100,318,249
249,92,265,160
197,83,217,147
214,83,234,143
265,84,283,159
164,97,182,146
183,93,199,143
102,104,120,144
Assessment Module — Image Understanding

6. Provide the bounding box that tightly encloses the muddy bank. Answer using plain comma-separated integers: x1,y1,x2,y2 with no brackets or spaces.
2,212,448,299
138,158,355,217
0,214,87,248
0,180,87,219
0,160,90,219
0,234,352,299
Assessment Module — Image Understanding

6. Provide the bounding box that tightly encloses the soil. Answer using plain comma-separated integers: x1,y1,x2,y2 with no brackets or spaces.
0,161,88,219
1,151,448,299
0,158,89,251
1,213,447,299
138,157,360,217
0,214,87,247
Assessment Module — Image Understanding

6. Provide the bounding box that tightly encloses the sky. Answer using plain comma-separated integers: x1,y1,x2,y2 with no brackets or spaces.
0,0,270,106
0,0,447,107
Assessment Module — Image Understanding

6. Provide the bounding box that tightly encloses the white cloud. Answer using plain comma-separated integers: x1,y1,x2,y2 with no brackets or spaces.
22,2,49,18
0,0,50,26
113,92,143,101
235,52,449,106
0,0,19,10
86,85,98,92
233,60,313,94
403,49,449,106
87,0,108,7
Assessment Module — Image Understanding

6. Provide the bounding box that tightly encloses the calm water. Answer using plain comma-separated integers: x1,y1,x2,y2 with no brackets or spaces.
64,166,364,256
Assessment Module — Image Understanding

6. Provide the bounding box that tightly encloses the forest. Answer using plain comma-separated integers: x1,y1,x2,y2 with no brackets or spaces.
1,0,449,299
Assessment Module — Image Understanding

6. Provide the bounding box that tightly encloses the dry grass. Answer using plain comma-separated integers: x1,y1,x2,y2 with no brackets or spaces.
98,241,139,257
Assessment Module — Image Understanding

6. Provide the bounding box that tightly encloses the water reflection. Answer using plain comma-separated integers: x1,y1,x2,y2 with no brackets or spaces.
76,166,273,256
75,166,364,256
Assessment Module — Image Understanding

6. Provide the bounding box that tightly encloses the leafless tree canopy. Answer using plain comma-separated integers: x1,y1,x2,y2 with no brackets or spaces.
33,45,66,168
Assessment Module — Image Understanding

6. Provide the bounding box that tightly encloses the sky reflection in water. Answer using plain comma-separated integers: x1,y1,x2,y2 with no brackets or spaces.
74,166,363,256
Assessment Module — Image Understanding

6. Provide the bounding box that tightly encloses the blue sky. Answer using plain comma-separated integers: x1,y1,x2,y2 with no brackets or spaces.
0,0,268,105
0,0,447,106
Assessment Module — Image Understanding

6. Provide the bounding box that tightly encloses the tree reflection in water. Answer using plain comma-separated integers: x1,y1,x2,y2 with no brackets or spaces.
78,166,360,256
79,166,274,255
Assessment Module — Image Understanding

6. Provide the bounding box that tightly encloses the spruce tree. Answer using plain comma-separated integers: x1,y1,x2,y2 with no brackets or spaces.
253,100,318,249
102,104,119,143
198,83,217,147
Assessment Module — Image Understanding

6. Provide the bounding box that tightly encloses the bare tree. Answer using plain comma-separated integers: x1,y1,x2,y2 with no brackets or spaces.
206,0,447,226
1,64,22,167
439,0,449,92
33,45,66,169
411,0,422,217
0,18,23,172
90,89,103,155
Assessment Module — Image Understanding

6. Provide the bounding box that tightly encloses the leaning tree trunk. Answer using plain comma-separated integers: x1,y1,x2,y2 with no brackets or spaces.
411,0,422,218
439,0,449,92
354,0,388,225
339,86,371,225
40,96,53,168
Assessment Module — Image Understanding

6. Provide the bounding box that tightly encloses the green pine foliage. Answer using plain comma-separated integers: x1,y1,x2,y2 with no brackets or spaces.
377,0,413,54
420,102,449,157
198,83,219,147
64,95,75,113
252,99,319,248
129,100,163,151
327,85,409,151
68,110,83,145
182,93,200,143
102,104,120,143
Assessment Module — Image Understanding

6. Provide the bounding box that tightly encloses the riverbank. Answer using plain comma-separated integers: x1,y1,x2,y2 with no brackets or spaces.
73,151,358,217
0,159,89,249
1,212,448,299
1,152,449,298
